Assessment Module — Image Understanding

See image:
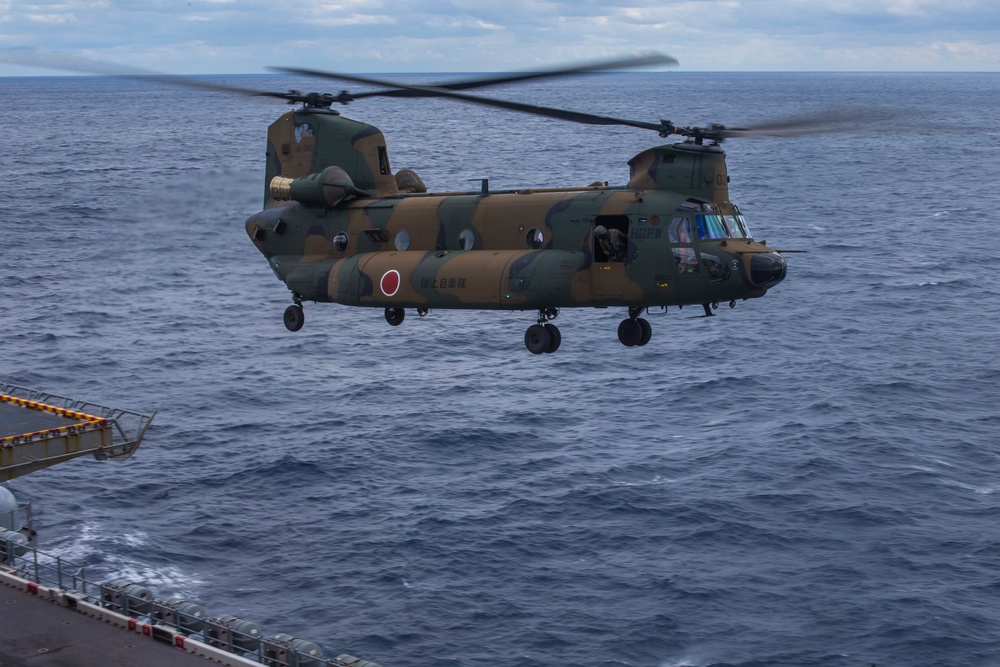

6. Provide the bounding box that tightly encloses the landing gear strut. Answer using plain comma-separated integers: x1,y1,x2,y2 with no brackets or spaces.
524,308,561,354
617,307,652,347
283,293,305,332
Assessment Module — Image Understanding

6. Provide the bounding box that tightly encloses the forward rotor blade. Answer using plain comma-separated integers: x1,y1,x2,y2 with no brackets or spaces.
715,109,905,139
347,53,678,100
269,66,670,133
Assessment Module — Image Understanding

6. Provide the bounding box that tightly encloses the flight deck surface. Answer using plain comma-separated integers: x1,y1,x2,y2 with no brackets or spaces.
0,582,243,667
0,396,99,440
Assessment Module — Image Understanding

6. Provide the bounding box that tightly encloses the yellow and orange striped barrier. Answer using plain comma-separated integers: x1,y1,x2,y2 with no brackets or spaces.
0,394,109,446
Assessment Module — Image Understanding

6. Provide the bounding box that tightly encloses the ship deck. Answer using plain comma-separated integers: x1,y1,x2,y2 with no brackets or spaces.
0,582,244,667
0,386,378,667
0,389,153,482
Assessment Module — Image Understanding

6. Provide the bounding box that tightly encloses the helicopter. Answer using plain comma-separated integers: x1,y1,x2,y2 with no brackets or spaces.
241,55,799,354
3,50,805,354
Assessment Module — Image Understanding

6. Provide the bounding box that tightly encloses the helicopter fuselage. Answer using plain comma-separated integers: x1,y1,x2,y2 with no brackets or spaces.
249,185,782,310
245,107,786,351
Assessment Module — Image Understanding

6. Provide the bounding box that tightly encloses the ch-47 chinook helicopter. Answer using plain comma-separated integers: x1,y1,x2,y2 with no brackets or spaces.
241,54,802,354
4,50,807,354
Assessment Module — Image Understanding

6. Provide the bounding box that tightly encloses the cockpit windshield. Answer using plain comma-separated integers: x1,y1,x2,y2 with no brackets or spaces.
724,214,751,238
677,200,752,242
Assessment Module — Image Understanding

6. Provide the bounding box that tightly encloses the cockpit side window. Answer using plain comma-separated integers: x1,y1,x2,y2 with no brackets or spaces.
669,216,699,273
668,216,693,244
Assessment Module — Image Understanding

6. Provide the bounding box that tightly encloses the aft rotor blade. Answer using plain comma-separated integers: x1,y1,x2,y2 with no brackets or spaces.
269,66,670,133
348,53,678,100
0,48,303,102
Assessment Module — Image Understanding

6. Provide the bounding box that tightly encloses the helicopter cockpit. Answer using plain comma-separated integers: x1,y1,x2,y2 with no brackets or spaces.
666,201,755,278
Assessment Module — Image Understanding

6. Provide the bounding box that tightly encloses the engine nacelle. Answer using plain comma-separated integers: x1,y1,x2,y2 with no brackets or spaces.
270,166,357,208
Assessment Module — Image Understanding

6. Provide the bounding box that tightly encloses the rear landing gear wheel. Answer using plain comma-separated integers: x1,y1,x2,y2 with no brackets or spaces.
385,307,405,326
636,318,652,346
524,324,552,355
544,323,561,353
283,305,304,332
617,318,642,347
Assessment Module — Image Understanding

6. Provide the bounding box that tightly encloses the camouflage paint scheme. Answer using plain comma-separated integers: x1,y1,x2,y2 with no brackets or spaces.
245,107,786,330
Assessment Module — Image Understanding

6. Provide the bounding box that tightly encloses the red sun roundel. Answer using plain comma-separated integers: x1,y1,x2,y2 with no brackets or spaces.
380,269,401,297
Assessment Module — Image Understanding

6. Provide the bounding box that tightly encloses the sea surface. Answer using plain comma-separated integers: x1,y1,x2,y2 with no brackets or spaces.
2,70,1000,667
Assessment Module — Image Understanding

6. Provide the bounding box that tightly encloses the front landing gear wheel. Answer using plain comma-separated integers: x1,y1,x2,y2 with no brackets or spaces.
283,305,304,332
524,324,552,355
385,307,405,326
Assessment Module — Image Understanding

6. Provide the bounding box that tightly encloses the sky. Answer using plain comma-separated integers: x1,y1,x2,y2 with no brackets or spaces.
0,0,998,75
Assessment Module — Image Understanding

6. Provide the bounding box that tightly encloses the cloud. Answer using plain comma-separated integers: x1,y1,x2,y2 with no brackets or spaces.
0,0,997,73
25,14,78,24
424,17,505,31
308,14,396,27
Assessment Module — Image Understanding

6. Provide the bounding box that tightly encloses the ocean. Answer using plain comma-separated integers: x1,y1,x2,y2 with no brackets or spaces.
1,69,999,667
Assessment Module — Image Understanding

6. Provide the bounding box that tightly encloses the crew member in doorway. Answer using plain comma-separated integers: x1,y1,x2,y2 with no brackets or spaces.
595,225,627,262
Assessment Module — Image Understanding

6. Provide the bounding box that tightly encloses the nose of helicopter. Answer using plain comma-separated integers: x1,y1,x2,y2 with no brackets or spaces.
749,252,787,288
